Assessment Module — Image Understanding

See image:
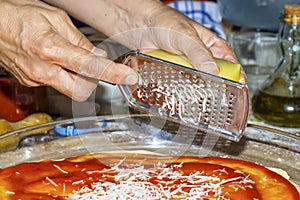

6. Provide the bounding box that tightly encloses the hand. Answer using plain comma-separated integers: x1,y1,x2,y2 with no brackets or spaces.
0,0,138,101
43,0,246,83
132,3,246,84
58,0,246,84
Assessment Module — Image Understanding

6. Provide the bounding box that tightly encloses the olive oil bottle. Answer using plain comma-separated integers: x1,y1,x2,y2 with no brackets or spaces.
252,4,300,128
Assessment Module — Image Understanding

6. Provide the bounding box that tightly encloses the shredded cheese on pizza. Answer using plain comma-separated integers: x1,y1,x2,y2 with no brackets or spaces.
1,153,298,200
68,160,254,200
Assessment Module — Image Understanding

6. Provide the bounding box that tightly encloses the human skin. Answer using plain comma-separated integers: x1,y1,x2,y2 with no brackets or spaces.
0,0,245,101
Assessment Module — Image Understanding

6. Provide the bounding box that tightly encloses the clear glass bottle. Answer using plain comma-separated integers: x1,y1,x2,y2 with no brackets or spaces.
252,4,300,128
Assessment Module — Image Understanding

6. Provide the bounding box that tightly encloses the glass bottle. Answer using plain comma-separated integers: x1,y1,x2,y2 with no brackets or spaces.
0,67,48,122
252,4,300,128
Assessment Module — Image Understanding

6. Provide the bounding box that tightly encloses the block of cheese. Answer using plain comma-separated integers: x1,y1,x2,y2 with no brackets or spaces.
145,49,241,82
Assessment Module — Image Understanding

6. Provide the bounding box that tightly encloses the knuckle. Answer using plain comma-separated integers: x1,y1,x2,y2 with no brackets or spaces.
51,8,69,19
34,37,60,61
28,69,46,83
13,58,45,83
52,9,73,25
80,56,103,78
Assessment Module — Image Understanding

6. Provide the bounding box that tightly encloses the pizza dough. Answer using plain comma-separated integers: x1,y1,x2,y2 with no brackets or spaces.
0,152,299,199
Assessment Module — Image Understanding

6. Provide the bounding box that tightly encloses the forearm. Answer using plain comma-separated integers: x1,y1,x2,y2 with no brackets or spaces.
44,0,163,36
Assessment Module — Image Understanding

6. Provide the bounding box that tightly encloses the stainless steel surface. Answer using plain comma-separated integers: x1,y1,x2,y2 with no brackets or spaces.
118,52,250,141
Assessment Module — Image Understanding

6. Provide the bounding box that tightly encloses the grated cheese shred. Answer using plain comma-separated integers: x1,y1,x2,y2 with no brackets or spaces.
68,160,254,200
143,80,224,125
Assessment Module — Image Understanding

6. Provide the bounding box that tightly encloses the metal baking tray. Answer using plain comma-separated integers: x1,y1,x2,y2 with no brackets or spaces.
0,114,299,188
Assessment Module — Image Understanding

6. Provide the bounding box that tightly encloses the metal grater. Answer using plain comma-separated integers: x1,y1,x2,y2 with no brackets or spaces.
118,52,250,141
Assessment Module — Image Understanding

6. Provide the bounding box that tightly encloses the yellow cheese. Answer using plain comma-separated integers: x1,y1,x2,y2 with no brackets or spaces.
145,50,240,82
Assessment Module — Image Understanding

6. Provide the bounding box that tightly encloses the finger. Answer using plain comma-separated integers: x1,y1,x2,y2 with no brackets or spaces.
239,67,247,84
48,63,137,102
201,36,247,84
47,66,99,102
38,32,138,84
191,22,239,64
208,38,238,63
204,37,247,84
45,8,107,57
13,70,41,87
69,73,99,102
16,60,99,102
80,57,139,85
152,13,220,74
6,63,41,87
57,18,95,52
91,46,107,57
170,29,219,75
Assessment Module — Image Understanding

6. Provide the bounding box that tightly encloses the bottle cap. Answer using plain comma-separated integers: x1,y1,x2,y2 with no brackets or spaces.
283,4,300,24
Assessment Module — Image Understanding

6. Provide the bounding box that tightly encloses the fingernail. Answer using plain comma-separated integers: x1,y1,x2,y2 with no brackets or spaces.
92,47,107,57
124,73,138,85
239,70,247,84
200,62,219,74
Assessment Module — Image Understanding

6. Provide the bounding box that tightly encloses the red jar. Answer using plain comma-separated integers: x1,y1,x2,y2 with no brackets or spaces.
0,77,48,122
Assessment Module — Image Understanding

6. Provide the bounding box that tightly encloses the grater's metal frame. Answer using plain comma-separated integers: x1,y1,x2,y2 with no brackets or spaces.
118,52,250,141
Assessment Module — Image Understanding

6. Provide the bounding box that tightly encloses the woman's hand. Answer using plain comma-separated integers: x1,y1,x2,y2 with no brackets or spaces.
127,1,245,84
45,0,246,84
0,0,138,101
138,6,246,83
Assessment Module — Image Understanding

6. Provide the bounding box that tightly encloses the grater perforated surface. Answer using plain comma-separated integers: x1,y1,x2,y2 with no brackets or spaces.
118,52,250,141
